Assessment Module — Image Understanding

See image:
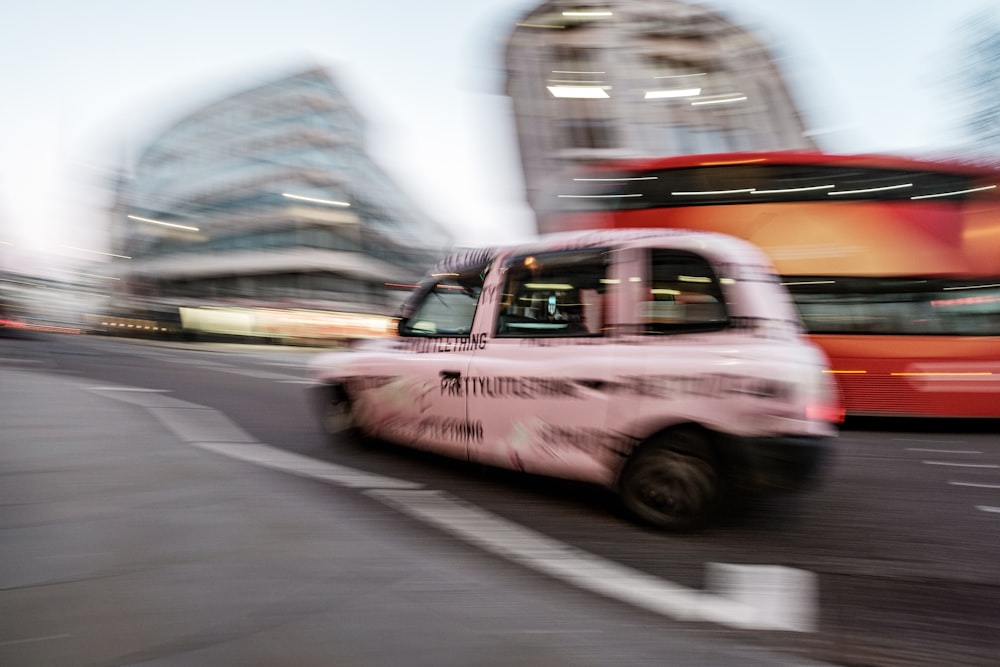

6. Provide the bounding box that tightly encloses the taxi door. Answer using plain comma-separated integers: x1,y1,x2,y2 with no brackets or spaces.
388,266,487,459
466,246,633,486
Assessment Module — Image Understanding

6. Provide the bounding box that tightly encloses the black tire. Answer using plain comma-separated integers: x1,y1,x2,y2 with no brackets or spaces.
618,428,721,531
315,384,366,445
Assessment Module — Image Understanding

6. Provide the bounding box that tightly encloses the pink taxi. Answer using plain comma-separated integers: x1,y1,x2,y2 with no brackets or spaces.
309,229,842,529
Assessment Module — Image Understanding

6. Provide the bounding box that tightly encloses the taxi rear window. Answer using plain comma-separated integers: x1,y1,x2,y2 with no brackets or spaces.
642,250,727,334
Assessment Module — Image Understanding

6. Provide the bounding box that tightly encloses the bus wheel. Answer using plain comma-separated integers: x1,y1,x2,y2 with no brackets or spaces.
619,430,720,530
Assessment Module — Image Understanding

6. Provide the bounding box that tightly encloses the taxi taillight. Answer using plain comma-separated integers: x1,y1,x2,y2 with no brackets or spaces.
808,372,845,423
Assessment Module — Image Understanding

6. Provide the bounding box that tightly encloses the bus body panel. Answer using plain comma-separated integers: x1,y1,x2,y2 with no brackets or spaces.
544,151,1000,418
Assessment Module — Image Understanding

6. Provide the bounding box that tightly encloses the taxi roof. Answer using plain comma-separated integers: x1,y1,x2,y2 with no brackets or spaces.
503,228,767,263
432,228,770,276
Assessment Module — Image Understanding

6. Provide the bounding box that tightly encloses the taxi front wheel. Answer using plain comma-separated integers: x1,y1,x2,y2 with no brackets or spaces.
317,384,367,446
619,429,720,531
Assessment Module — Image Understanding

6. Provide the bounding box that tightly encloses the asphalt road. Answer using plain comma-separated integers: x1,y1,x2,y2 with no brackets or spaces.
3,331,999,666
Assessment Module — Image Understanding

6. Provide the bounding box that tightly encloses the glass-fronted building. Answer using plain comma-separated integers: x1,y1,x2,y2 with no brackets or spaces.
108,66,451,331
503,0,816,230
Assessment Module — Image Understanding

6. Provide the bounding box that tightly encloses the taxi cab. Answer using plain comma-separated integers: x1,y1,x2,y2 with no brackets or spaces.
309,229,842,529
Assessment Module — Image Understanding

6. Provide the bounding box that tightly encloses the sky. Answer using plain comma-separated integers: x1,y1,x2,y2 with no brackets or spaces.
1,0,996,276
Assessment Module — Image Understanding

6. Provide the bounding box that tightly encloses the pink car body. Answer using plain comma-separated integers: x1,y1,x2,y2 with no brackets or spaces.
310,229,841,529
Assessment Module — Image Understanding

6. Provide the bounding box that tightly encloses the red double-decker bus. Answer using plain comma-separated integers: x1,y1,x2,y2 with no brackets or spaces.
543,151,1000,418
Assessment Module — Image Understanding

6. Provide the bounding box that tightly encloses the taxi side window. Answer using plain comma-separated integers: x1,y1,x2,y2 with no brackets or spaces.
496,249,607,337
399,266,484,337
643,250,728,334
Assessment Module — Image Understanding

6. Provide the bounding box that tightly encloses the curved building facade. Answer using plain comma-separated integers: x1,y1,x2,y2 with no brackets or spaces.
503,0,816,230
109,66,451,324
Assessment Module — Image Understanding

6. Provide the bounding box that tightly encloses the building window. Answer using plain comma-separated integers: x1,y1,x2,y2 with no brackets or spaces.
555,118,617,149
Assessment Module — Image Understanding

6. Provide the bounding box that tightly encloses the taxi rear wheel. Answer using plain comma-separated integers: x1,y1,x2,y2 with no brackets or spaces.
619,429,720,531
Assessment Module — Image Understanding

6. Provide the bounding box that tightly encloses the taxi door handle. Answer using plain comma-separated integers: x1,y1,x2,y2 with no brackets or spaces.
440,370,461,380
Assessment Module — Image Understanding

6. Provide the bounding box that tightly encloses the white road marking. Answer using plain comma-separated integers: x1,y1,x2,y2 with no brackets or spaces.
148,407,259,443
257,360,314,368
0,634,73,647
976,506,1000,514
923,461,998,468
896,438,964,444
212,367,304,381
83,386,171,392
39,551,113,559
82,340,304,381
369,488,817,632
949,481,1000,489
192,442,421,490
907,448,981,454
165,358,229,367
513,630,604,634
90,385,819,633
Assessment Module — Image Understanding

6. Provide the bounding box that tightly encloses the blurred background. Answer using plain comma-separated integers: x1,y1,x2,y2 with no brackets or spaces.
1,0,997,343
